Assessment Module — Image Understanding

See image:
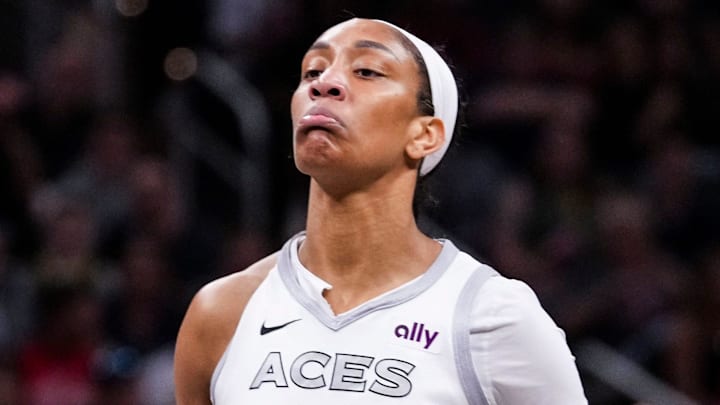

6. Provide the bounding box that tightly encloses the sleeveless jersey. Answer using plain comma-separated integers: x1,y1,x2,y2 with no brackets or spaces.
211,233,498,404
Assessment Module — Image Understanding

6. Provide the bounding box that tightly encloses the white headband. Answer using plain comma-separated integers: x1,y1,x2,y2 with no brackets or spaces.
374,20,458,176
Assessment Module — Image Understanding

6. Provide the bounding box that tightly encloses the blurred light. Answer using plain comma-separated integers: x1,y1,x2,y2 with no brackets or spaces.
164,47,198,82
115,0,148,17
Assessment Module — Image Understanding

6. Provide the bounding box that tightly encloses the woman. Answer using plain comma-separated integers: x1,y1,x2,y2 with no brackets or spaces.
174,17,587,404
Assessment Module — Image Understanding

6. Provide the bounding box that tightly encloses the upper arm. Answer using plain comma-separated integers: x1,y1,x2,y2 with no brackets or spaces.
174,287,219,405
174,253,277,405
472,278,587,405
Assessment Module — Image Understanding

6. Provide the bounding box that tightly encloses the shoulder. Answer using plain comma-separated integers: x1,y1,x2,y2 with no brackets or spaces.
470,274,561,336
180,252,278,353
192,253,278,324
469,275,588,403
174,252,278,405
477,276,544,315
452,252,544,323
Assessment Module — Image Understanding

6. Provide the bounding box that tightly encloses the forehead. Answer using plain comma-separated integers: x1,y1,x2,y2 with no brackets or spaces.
310,18,413,59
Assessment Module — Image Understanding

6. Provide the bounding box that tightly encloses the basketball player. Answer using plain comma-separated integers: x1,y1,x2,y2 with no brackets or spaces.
174,18,587,404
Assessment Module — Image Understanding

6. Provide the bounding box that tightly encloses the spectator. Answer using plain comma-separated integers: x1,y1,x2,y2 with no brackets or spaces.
42,112,140,259
103,235,182,354
0,226,36,361
17,281,102,405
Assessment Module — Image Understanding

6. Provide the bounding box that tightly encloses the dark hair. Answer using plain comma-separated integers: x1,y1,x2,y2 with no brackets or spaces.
390,28,462,219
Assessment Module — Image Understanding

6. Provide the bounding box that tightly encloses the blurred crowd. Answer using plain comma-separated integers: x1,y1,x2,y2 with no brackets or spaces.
0,0,719,404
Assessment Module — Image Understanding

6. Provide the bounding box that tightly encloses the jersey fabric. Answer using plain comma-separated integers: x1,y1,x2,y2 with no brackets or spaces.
210,233,587,404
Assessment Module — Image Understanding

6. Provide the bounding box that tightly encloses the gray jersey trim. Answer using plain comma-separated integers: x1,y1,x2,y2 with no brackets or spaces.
210,346,230,403
453,265,498,405
277,232,460,331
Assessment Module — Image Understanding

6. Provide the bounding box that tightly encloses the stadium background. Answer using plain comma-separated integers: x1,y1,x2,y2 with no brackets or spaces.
0,0,719,403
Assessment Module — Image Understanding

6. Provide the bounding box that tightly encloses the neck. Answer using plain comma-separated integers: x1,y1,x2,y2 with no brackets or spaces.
299,174,441,312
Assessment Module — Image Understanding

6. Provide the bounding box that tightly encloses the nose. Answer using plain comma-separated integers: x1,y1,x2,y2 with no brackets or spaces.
308,77,346,101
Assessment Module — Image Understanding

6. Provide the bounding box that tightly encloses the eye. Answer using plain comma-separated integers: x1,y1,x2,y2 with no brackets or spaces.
355,68,383,78
303,69,323,80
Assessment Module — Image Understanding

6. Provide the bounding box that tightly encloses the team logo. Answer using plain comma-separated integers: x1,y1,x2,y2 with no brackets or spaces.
260,319,302,335
250,351,415,397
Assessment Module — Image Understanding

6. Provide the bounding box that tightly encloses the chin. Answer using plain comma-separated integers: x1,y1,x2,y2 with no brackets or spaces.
294,153,332,176
293,141,340,175
294,157,354,188
295,161,341,179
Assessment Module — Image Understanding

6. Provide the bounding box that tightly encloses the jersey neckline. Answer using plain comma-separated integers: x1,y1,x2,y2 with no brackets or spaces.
277,231,460,331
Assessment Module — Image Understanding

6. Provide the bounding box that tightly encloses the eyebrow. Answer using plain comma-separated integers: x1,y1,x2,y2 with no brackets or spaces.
307,40,399,60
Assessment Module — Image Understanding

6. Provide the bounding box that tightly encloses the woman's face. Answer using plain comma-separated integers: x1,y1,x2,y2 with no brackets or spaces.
291,18,425,185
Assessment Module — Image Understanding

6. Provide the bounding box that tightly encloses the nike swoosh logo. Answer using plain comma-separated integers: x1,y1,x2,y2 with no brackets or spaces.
260,319,301,335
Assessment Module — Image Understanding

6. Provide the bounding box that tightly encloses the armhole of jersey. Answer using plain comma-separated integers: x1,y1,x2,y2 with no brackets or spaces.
453,266,497,405
208,267,276,404
210,346,230,403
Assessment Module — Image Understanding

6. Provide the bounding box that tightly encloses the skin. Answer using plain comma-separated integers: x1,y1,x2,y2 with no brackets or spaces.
174,18,447,404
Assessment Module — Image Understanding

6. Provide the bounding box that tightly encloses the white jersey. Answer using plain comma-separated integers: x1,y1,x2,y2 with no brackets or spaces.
211,233,587,404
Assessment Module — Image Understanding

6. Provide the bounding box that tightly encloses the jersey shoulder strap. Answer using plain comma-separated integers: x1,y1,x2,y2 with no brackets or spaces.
453,264,499,405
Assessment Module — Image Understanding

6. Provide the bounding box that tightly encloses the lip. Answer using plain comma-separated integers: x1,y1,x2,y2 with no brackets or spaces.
296,106,345,134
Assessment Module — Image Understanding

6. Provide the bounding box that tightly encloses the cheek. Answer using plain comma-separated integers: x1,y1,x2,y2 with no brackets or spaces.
365,95,416,139
290,86,307,125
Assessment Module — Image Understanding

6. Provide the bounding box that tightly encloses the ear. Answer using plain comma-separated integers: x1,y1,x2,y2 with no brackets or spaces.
405,116,446,161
